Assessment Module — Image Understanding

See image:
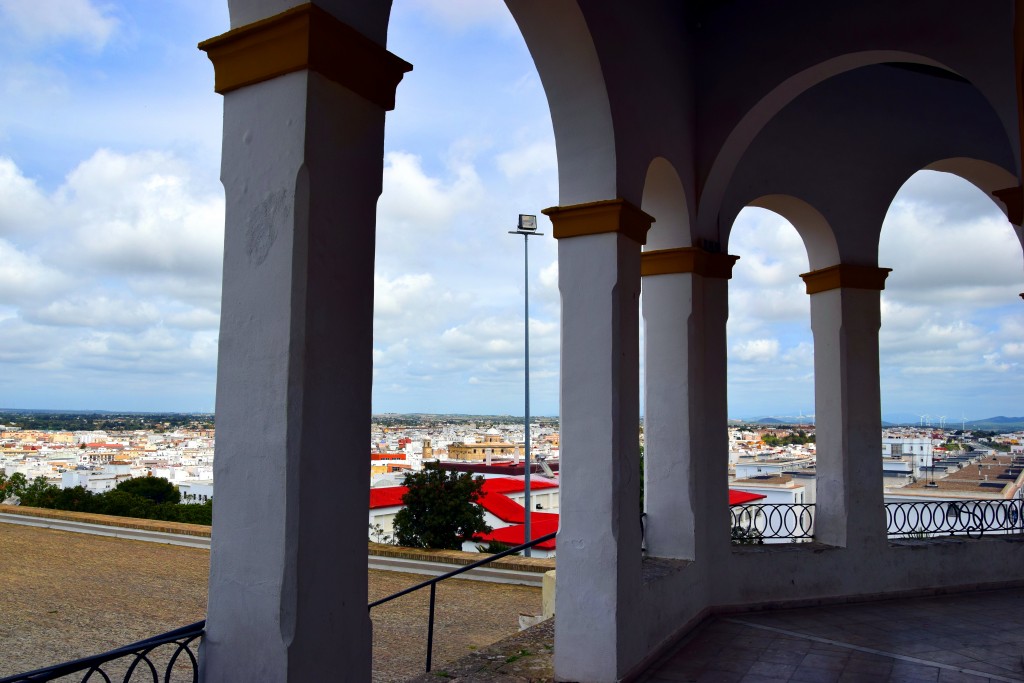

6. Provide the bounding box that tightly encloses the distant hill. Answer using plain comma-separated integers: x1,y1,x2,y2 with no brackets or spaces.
966,417,1024,432
734,416,815,426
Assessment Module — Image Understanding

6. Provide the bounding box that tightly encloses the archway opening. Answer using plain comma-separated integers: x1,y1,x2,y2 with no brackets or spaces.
878,168,1024,498
726,205,817,540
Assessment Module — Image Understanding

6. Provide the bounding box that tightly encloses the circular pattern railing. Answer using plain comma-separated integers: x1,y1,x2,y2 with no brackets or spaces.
730,503,815,543
0,621,203,683
886,499,1024,539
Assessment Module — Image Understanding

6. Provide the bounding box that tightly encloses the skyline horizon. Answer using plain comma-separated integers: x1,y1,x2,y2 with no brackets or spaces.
1,405,1020,427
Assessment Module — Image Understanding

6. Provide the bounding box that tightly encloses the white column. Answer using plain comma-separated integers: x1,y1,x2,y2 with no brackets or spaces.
199,8,410,681
642,249,737,561
545,200,651,683
803,265,890,549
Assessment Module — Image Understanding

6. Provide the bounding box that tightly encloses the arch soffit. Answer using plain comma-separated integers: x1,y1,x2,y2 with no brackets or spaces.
741,195,839,272
641,157,690,251
697,51,1008,244
505,0,616,206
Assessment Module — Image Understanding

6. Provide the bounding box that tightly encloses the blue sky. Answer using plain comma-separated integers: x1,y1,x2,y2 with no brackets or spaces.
0,0,1020,421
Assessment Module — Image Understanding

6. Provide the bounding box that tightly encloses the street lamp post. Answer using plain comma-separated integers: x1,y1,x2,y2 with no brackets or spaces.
510,214,542,556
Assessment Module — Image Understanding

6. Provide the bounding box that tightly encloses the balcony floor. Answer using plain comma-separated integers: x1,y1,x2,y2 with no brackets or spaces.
641,587,1024,683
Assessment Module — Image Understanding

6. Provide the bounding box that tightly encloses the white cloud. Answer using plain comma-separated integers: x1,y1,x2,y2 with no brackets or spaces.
54,149,223,277
0,0,118,50
0,158,53,235
0,239,72,303
731,338,780,363
377,151,484,259
0,151,224,408
497,141,558,180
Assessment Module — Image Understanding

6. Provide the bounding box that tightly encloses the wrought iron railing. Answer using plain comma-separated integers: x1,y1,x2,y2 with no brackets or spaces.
0,621,204,683
730,499,1024,543
886,499,1024,539
368,530,557,673
730,503,815,543
4,531,556,682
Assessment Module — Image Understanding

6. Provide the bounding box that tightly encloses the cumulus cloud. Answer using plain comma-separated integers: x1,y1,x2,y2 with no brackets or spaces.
377,151,484,257
0,150,225,408
0,0,118,50
732,338,780,363
53,150,224,277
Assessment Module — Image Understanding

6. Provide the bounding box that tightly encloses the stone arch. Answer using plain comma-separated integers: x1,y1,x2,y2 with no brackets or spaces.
505,1,615,205
746,195,839,271
922,158,1024,253
698,51,996,243
641,157,690,251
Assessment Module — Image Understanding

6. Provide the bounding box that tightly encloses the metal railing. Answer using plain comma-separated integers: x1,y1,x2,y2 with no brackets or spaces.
0,621,204,683
886,499,1024,539
730,499,1024,543
3,532,556,682
368,531,557,673
730,503,815,543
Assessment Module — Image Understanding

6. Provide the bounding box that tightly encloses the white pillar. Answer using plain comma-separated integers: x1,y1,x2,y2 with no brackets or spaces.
199,8,410,681
544,199,652,683
802,265,890,549
642,248,738,561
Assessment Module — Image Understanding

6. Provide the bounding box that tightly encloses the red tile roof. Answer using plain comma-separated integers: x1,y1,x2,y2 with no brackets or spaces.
371,452,406,461
729,489,768,505
368,476,558,510
474,516,559,550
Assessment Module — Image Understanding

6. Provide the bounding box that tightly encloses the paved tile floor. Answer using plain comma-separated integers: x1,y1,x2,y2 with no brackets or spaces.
641,588,1024,683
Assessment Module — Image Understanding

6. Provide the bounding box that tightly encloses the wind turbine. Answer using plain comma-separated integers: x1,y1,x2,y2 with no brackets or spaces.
939,416,947,429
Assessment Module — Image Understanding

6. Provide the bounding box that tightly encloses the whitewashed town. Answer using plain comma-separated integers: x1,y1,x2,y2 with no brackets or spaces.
3,417,1022,556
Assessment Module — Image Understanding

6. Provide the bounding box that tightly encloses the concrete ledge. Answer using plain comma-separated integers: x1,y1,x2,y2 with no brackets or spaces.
368,542,556,574
0,506,555,585
0,504,211,537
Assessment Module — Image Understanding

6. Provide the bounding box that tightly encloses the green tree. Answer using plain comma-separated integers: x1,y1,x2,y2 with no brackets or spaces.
393,464,491,550
113,476,180,505
19,476,60,507
98,490,154,518
1,472,28,501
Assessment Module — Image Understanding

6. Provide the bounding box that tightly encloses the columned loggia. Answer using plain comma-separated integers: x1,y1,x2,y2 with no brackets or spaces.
199,7,410,680
544,199,652,683
641,248,738,561
801,264,891,550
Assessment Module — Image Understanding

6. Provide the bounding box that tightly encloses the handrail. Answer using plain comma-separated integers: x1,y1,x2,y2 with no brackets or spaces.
3,533,556,681
0,620,205,683
369,530,557,673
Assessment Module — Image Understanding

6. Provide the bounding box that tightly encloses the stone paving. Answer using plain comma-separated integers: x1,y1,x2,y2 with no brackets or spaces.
640,588,1024,683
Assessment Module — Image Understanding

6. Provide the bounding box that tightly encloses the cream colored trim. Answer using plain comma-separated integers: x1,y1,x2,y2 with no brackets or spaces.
542,199,654,245
198,4,412,109
800,264,892,294
640,247,740,279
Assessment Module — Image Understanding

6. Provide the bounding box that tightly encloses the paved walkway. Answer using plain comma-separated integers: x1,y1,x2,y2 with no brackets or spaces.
641,588,1024,683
